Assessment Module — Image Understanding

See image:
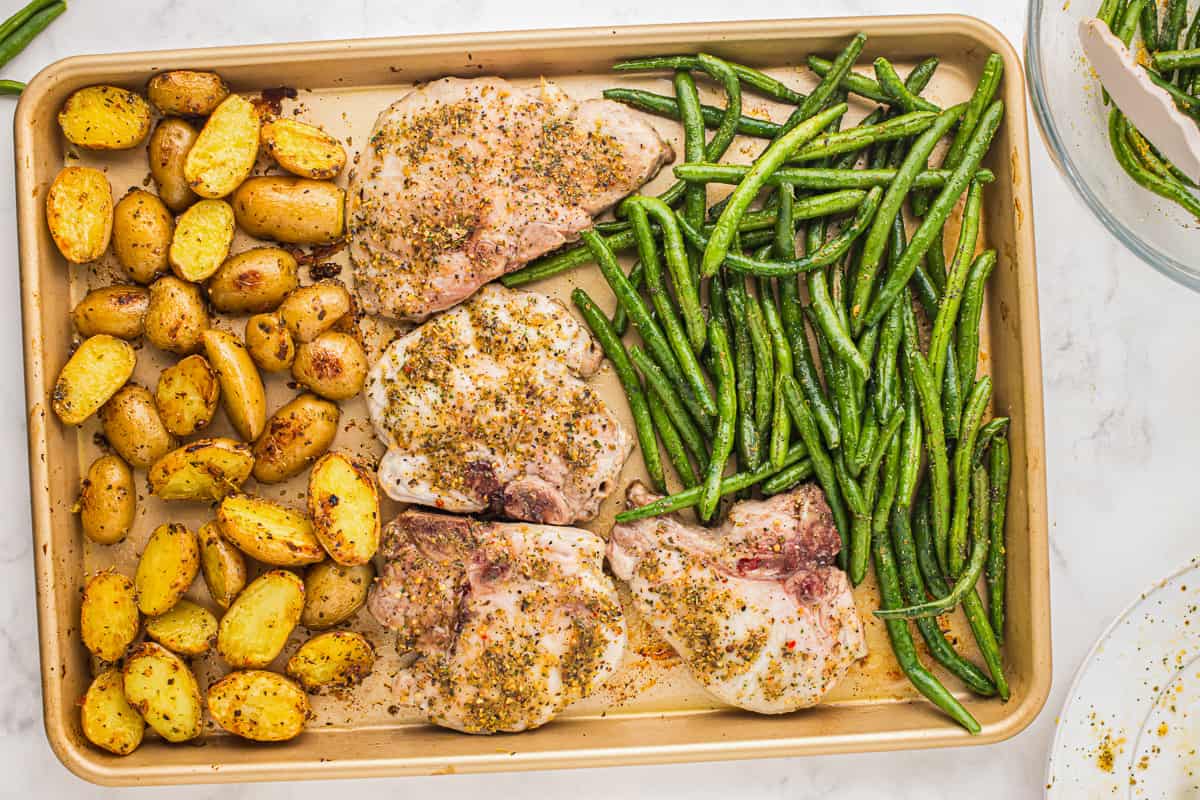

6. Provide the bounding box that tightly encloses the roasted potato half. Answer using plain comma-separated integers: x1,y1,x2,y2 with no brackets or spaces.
52,334,136,425
244,313,295,372
148,437,254,501
147,70,229,116
252,394,340,484
81,570,140,663
155,354,220,437
216,494,324,566
80,669,145,756
71,285,150,340
202,328,267,442
232,177,344,245
112,189,173,283
286,631,375,693
207,247,299,313
134,523,199,616
144,276,209,355
100,384,178,469
168,198,235,282
78,454,136,545
184,93,260,199
207,670,310,742
308,452,379,565
58,85,152,150
277,280,352,343
144,599,218,656
198,520,247,609
148,118,200,213
46,166,113,264
301,561,374,630
261,119,347,179
292,331,368,401
216,569,305,668
122,642,203,743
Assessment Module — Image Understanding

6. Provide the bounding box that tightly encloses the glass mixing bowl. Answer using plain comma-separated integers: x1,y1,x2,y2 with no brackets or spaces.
1026,0,1200,290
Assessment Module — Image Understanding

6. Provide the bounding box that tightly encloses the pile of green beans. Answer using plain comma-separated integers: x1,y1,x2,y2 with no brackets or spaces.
535,35,1014,733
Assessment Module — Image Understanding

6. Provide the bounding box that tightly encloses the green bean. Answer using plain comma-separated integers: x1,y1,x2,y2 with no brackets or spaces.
788,112,939,163
779,279,840,449
906,56,940,94
674,163,995,191
602,88,781,138
1153,47,1200,72
874,57,922,113
0,0,63,70
852,322,880,422
612,55,806,105
625,196,706,352
873,278,904,419
609,260,642,335
806,266,870,384
0,79,23,95
949,378,993,576
700,322,737,522
675,70,707,251
963,595,1009,701
504,228,636,287
928,181,983,397
761,456,818,495
955,251,997,402
809,309,860,461
629,347,711,464
895,365,923,509
747,289,775,440
0,0,58,43
913,486,949,595
834,451,869,518
987,433,1011,644
1142,67,1200,118
1141,0,1160,52
944,55,1005,174
768,376,791,471
852,404,879,477
646,382,701,489
779,34,866,136
1117,0,1148,44
726,275,763,470
760,244,794,469
1109,109,1200,217
808,56,941,113
572,290,666,492
848,409,903,583
974,417,1010,466
941,348,963,443
1184,8,1200,92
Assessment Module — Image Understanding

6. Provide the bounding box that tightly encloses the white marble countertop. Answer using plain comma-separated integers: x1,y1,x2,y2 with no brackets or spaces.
1,0,1196,796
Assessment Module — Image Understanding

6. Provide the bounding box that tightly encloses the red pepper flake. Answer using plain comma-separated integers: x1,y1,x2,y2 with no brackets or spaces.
785,640,797,650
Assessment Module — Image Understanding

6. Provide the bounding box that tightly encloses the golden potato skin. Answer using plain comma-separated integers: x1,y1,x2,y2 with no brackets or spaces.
148,118,200,213
277,280,352,343
168,198,235,282
144,599,218,656
184,93,260,199
261,119,347,179
147,70,229,116
244,313,295,372
71,285,149,341
216,569,305,668
286,631,375,693
232,177,344,245
300,561,374,630
198,520,247,609
252,394,340,484
207,670,310,742
144,276,209,355
155,354,220,437
52,334,136,425
207,247,299,313
216,494,324,566
46,166,113,264
201,328,267,441
148,437,254,501
81,570,140,663
292,331,368,401
80,669,145,756
134,522,199,616
308,452,379,565
112,189,173,283
122,642,203,743
58,85,152,150
78,454,136,545
100,384,178,469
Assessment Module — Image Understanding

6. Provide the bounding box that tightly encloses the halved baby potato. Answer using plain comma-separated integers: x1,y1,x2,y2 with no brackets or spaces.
244,313,295,372
134,523,199,616
147,70,229,116
216,569,305,668
184,93,260,199
52,334,136,425
112,189,173,283
80,669,145,756
144,276,209,355
144,599,218,656
80,570,140,663
261,119,347,179
206,669,309,742
207,247,299,313
285,631,375,693
307,452,379,565
148,118,200,213
154,354,220,437
232,177,344,244
277,280,352,343
71,285,149,340
202,328,267,442
252,393,340,484
168,198,234,282
198,520,247,609
300,561,374,630
100,384,178,469
122,642,203,743
58,85,152,150
78,454,136,545
148,437,254,501
46,166,113,264
216,494,324,566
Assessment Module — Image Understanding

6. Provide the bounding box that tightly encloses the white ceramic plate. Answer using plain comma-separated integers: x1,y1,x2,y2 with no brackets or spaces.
1046,558,1200,798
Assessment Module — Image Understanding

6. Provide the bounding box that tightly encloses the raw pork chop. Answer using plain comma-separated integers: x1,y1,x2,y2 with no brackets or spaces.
347,76,672,320
608,483,868,714
367,509,627,734
364,283,631,524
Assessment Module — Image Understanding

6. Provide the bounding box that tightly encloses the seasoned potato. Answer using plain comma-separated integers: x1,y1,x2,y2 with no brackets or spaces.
71,285,149,340
58,85,151,150
307,452,379,565
207,670,309,742
78,454,136,545
201,328,267,441
46,166,113,264
122,642,203,743
134,523,199,616
232,177,344,245
81,669,144,756
168,198,235,282
216,494,324,566
144,276,209,355
183,93,260,199
292,331,368,401
112,190,173,283
261,119,347,180
252,394,340,484
148,437,254,501
154,354,219,437
301,561,374,630
52,334,136,425
100,384,177,469
81,570,140,662
147,70,229,116
207,247,299,313
144,599,217,656
244,313,295,372
277,280,352,343
286,631,375,693
216,569,305,668
148,118,200,213
198,520,247,609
